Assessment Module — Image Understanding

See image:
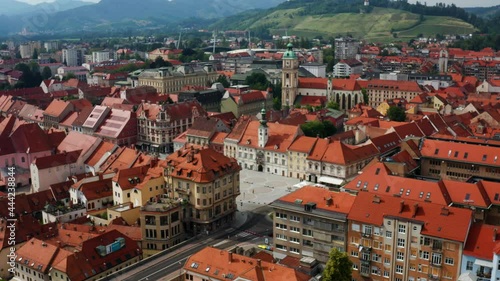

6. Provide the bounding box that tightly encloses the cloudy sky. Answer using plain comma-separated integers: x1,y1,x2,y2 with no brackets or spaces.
17,0,500,7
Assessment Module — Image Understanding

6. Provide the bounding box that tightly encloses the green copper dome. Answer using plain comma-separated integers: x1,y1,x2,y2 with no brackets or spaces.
283,42,296,59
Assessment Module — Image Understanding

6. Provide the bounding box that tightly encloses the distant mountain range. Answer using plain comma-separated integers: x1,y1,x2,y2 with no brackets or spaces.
0,0,286,35
465,5,500,18
0,0,92,16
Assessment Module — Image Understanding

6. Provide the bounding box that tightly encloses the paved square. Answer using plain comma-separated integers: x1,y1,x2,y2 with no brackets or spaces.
237,169,302,211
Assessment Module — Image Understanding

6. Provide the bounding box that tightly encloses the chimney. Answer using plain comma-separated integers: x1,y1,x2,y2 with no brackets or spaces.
325,197,333,206
372,195,381,204
399,200,405,214
494,229,498,242
412,203,418,218
257,259,261,268
440,207,450,216
228,252,233,263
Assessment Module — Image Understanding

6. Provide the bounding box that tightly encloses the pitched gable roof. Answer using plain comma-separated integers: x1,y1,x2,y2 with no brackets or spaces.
348,192,472,242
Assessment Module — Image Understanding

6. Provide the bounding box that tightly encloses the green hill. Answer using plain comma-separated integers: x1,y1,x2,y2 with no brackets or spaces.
212,6,477,43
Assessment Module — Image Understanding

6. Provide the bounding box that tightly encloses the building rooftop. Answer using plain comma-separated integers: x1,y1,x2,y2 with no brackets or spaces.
184,247,310,281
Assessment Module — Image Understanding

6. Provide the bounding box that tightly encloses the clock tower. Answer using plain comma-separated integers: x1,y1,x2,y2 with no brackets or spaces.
282,43,299,108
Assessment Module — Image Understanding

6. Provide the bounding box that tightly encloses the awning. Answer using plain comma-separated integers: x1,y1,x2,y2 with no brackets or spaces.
318,176,344,185
474,259,493,268
151,144,160,148
135,142,144,146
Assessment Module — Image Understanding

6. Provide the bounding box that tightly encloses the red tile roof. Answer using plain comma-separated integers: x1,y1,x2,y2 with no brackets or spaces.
33,150,82,169
344,162,452,205
165,145,240,183
421,138,500,166
276,185,356,214
288,136,318,154
367,79,423,92
44,99,73,118
184,247,310,281
464,223,500,260
238,121,300,153
349,192,472,242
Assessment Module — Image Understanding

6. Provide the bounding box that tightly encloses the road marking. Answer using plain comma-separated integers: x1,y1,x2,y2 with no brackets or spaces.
213,239,230,247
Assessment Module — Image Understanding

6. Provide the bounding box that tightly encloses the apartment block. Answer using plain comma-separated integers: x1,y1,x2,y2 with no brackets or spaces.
164,145,241,234
270,186,356,264
348,192,472,281
420,138,500,182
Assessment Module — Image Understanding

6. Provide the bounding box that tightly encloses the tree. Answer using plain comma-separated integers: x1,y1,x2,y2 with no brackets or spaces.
300,120,337,138
361,88,369,105
42,66,52,80
387,106,406,121
32,48,38,59
62,72,76,81
216,75,230,88
150,56,172,68
326,101,340,110
245,72,269,90
322,248,353,281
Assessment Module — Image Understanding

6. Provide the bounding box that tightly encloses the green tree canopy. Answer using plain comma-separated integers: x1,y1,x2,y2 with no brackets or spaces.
322,248,353,281
361,88,369,105
326,101,340,110
300,120,337,138
387,106,406,122
216,75,230,88
41,66,52,80
150,56,172,69
32,48,38,59
245,72,269,91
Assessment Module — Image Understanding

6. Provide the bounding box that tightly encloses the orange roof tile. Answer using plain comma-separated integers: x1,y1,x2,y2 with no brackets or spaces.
421,138,500,166
85,141,117,167
238,121,300,153
184,247,310,281
275,185,356,215
464,223,500,260
288,136,318,153
44,99,72,118
344,162,452,205
165,145,240,183
348,192,472,242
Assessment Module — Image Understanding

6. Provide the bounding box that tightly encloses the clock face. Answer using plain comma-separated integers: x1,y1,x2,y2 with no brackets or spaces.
286,61,290,67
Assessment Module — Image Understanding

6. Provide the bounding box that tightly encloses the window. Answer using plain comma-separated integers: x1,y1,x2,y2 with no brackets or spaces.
275,223,287,230
398,224,406,234
352,223,360,232
397,252,404,261
290,215,300,222
290,226,300,233
276,244,287,251
290,237,300,244
363,225,372,236
384,244,391,252
444,257,454,265
275,212,287,219
351,250,359,257
396,265,403,274
432,253,442,265
303,229,313,237
409,264,416,271
386,231,392,239
276,233,287,240
397,238,405,247
419,251,429,260
383,271,389,277
290,247,300,254
371,266,380,275
374,227,381,236
466,261,473,271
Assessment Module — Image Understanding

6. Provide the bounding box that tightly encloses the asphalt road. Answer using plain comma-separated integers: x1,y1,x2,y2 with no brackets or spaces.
122,206,272,281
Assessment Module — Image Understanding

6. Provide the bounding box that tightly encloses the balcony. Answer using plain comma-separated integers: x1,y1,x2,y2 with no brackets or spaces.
362,232,372,238
428,274,439,281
